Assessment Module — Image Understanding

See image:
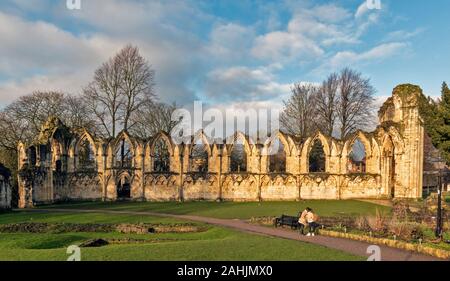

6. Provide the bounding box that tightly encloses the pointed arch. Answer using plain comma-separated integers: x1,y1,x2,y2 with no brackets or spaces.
149,132,173,173
28,146,37,166
381,135,396,198
116,171,132,199
308,139,326,173
302,131,331,158
189,131,210,173
190,130,212,156
262,131,292,157
387,127,404,154
263,133,288,173
74,131,98,156
342,131,372,158
112,131,136,168
227,132,249,173
148,131,174,157
225,131,252,157
342,131,372,174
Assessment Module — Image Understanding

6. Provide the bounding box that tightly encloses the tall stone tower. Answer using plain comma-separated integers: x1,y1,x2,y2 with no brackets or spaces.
378,84,425,198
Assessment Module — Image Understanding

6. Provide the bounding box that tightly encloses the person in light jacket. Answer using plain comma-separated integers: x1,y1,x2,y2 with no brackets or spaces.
298,208,309,235
306,209,320,236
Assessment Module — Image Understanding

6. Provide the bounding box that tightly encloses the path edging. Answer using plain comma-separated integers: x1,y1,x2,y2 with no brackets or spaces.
320,230,450,260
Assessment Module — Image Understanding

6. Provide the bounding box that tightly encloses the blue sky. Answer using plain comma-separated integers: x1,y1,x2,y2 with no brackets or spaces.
0,0,449,110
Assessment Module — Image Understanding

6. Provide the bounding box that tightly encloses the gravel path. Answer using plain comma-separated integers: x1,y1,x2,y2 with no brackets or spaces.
19,208,443,261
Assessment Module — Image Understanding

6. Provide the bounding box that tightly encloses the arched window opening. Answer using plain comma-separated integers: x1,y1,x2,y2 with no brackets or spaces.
269,138,286,173
55,160,62,173
309,139,326,173
383,137,396,198
348,139,366,173
190,143,209,173
39,145,47,162
115,138,133,168
117,177,131,199
29,146,37,166
230,141,247,173
153,138,170,172
78,138,96,170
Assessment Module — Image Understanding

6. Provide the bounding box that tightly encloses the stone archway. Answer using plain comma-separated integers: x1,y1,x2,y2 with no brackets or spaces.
382,136,396,198
116,175,131,199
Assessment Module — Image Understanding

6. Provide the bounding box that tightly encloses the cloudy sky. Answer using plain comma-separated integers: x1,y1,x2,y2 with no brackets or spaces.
0,0,449,111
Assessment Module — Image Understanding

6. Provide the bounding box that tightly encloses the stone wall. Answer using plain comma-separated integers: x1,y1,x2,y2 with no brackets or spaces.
17,85,427,207
0,164,11,209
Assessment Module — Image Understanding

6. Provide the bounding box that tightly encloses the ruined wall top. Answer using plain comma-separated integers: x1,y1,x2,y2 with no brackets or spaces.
378,84,423,125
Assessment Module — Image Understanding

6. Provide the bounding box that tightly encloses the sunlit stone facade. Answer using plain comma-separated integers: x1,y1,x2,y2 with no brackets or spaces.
18,84,425,208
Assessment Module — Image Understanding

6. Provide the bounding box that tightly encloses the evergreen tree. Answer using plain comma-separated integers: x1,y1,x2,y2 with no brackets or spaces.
437,82,450,164
418,93,440,145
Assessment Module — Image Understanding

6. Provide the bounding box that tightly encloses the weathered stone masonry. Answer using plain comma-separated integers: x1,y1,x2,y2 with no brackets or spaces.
18,85,426,208
0,164,11,209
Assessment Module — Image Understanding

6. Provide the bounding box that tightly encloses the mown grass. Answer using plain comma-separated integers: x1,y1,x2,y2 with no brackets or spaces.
38,200,390,219
0,211,364,261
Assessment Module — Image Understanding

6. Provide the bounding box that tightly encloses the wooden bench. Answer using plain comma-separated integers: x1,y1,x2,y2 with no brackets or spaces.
274,215,299,229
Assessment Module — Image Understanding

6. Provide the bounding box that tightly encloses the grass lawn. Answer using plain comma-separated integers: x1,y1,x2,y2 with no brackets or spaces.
0,211,363,261
39,200,390,219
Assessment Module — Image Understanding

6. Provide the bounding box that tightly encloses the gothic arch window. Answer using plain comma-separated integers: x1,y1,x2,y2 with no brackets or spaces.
269,138,286,173
39,145,47,162
383,136,396,198
189,143,209,173
153,138,170,172
309,139,326,173
230,140,247,173
348,138,367,173
29,146,37,166
114,138,133,168
78,138,96,170
117,176,131,199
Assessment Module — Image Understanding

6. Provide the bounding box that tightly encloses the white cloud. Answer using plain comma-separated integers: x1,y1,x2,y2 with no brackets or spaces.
251,3,378,63
312,4,352,23
207,23,255,62
204,65,291,102
383,28,425,42
252,31,324,62
0,1,209,106
0,11,117,77
320,42,407,71
0,0,421,111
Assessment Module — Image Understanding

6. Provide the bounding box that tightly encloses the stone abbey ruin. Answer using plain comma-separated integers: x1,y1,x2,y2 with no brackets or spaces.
0,164,11,209
17,84,427,208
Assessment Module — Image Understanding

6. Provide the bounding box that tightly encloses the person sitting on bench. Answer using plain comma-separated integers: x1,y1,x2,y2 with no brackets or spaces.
306,209,320,237
298,208,309,235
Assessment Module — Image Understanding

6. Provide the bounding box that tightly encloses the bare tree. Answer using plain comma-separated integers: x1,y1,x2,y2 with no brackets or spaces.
0,91,94,149
83,55,123,138
336,68,375,139
62,95,96,131
129,101,181,138
118,45,156,132
280,83,318,140
315,73,339,136
8,91,66,136
83,45,156,138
